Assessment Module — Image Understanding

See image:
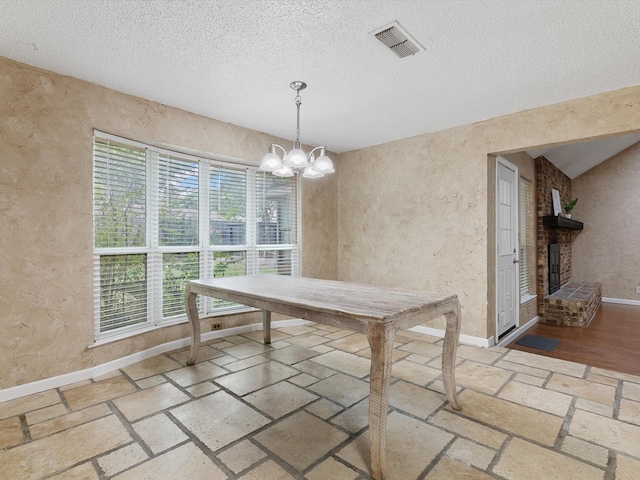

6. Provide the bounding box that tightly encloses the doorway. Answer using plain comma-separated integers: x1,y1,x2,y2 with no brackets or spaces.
496,157,519,339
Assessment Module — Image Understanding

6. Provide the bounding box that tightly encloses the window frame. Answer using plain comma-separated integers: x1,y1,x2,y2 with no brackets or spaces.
518,176,535,303
92,131,300,342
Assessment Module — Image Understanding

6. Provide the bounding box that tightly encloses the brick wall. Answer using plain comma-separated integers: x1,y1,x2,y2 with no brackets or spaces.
535,156,576,319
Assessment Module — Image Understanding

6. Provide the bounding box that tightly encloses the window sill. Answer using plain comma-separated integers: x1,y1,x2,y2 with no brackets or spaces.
520,294,537,305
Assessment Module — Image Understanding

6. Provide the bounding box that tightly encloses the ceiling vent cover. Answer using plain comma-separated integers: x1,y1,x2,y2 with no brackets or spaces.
370,21,424,58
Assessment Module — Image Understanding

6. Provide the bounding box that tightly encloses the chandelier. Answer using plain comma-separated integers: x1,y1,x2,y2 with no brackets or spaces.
260,81,335,179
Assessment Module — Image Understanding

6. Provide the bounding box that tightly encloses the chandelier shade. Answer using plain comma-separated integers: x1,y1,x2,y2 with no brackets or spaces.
260,81,334,179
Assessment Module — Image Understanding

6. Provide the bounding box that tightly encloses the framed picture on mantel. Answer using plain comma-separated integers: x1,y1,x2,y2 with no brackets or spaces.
552,189,562,216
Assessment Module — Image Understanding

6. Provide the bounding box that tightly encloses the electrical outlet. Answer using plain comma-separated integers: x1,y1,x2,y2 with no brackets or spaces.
636,287,640,294
211,322,222,331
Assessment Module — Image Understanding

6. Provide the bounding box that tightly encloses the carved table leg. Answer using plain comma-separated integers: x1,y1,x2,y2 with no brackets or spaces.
367,322,396,480
263,310,271,344
442,298,462,410
185,285,200,366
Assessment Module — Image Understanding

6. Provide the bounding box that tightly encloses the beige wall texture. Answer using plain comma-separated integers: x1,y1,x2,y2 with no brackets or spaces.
572,142,640,301
0,57,338,389
338,86,640,340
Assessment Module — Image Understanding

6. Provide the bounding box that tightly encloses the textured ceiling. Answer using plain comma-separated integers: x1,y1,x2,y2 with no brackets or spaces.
1,0,640,166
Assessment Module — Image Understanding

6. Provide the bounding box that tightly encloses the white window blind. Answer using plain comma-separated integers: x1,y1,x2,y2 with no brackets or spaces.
519,178,533,298
93,132,299,340
93,138,148,332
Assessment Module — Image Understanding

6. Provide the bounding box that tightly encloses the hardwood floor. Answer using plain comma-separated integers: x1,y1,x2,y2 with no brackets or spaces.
507,302,640,377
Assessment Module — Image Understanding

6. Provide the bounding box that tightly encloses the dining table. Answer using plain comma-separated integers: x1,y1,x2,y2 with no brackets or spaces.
184,274,462,480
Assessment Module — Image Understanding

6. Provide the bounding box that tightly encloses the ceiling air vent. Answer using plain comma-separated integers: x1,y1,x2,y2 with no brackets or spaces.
370,21,424,58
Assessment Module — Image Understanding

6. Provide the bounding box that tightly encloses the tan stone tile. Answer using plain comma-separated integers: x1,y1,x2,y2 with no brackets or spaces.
293,360,336,379
623,381,640,401
63,376,137,411
0,389,62,420
164,361,228,387
308,373,369,407
392,359,441,386
336,411,453,479
616,453,640,480
399,340,443,358
547,373,616,405
269,340,291,349
172,391,269,451
224,334,253,344
97,443,148,476
495,437,604,480
288,373,319,387
284,333,331,348
310,344,334,353
618,398,640,426
490,345,509,354
93,369,122,381
30,403,112,439
135,374,167,389
574,398,614,417
514,373,546,387
325,333,370,352
121,355,182,381
429,379,464,398
498,381,573,417
402,353,431,365
311,350,371,378
425,456,494,479
254,411,349,471
206,339,234,349
311,323,342,333
446,437,496,470
570,409,640,457
238,459,296,479
590,367,640,384
186,381,220,397
390,380,446,418
454,390,563,446
48,462,100,479
495,359,550,378
305,457,359,480
25,402,68,425
455,344,503,364
244,381,318,418
0,416,23,450
324,329,355,340
222,341,274,359
0,415,131,480
211,354,237,366
132,413,189,454
111,442,227,480
215,361,298,396
264,344,319,365
113,383,190,421
305,398,343,420
586,372,620,387
169,344,223,365
217,439,266,474
240,329,291,343
561,436,609,467
275,325,318,336
397,330,440,343
455,360,512,395
331,398,369,433
429,410,508,449
58,379,92,392
503,350,586,378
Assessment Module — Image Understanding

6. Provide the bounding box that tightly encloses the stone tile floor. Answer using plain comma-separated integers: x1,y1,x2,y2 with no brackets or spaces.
2,323,640,479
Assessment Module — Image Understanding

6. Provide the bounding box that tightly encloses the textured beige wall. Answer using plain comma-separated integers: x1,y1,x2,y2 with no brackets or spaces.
572,142,640,300
338,86,640,339
0,56,338,389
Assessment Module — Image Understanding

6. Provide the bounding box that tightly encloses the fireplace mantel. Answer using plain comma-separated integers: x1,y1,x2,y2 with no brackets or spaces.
542,216,583,230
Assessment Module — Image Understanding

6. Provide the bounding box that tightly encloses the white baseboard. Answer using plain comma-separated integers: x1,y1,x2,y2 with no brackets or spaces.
496,316,539,348
408,326,493,348
0,318,311,404
602,297,640,306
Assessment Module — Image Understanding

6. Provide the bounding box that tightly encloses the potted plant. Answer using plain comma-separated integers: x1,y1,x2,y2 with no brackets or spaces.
563,197,578,219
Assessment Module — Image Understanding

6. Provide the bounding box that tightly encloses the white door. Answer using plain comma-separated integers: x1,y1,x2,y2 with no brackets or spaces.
496,159,518,338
